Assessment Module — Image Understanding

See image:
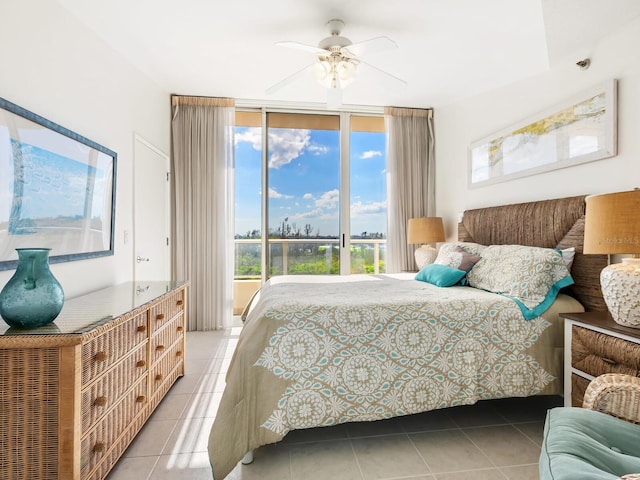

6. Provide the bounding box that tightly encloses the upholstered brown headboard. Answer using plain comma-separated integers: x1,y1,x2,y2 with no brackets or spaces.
458,195,608,312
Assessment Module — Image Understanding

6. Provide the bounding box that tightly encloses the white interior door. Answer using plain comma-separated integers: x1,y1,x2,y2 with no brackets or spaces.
134,134,170,281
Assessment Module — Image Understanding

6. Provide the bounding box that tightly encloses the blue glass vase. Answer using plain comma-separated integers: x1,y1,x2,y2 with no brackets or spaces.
0,248,65,329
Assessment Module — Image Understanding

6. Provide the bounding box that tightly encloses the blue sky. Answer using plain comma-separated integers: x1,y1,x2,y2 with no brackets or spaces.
235,126,387,237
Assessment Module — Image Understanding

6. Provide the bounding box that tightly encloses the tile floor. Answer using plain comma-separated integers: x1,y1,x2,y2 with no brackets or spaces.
106,324,561,480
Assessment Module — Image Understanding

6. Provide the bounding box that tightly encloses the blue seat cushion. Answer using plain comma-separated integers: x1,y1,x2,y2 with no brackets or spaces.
540,407,640,479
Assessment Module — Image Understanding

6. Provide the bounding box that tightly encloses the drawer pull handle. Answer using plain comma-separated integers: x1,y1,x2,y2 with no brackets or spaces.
177,299,184,306
177,326,184,332
93,442,106,453
602,357,617,365
137,325,146,332
136,395,146,403
176,351,183,357
136,360,146,368
156,345,165,352
94,396,107,407
156,313,165,321
155,374,163,381
94,351,108,362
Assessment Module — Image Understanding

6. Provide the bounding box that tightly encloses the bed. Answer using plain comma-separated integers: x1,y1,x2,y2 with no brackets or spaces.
208,195,608,479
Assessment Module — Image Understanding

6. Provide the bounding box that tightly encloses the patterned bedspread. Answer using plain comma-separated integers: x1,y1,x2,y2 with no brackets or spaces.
208,274,583,479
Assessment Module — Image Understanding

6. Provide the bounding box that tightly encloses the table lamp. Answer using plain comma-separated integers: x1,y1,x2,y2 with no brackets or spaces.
407,217,445,269
584,190,640,327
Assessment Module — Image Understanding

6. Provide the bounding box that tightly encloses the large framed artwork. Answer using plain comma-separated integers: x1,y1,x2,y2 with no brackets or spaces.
0,97,117,270
469,79,617,188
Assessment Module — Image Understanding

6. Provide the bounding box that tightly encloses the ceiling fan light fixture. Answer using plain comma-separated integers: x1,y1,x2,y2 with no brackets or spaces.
314,56,357,89
337,60,356,87
269,18,405,105
313,60,333,88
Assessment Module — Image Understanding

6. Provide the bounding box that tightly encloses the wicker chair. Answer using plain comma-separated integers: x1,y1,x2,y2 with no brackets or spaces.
583,373,640,424
540,373,640,480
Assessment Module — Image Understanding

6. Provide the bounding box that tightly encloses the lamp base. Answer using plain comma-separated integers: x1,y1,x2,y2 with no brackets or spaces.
414,245,438,270
601,258,640,328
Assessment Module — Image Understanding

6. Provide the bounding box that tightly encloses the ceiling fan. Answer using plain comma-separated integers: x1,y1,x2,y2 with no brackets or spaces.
266,19,407,108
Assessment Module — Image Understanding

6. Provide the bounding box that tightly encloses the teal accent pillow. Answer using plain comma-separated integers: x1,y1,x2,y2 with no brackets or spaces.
415,264,467,287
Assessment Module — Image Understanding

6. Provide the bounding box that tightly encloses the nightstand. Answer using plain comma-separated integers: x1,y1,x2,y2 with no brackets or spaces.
562,311,640,407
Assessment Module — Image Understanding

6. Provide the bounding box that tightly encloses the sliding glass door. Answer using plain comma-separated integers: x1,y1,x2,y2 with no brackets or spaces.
349,115,387,274
234,109,386,288
267,113,341,275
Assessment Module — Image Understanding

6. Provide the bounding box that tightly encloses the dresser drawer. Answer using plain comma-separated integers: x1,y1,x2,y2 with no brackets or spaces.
80,377,147,478
149,289,185,333
571,325,640,377
81,343,148,431
150,314,184,365
82,312,149,386
150,339,184,399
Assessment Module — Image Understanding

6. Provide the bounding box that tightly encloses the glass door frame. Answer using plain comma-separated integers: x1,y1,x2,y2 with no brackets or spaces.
235,105,384,283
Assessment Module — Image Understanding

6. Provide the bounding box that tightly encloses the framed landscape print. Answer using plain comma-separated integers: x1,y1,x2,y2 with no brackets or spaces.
469,79,617,188
0,97,117,270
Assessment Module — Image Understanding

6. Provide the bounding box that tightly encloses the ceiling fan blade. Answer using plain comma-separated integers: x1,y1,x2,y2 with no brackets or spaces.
359,60,407,90
345,36,398,58
266,63,316,95
326,87,343,109
276,41,328,56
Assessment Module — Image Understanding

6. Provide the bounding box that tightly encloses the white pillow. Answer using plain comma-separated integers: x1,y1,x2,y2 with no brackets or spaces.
558,247,576,270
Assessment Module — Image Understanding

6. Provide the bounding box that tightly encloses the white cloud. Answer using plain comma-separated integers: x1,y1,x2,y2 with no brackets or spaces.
315,189,339,209
268,129,310,169
350,200,387,217
268,187,293,199
292,208,324,219
235,127,262,150
237,128,330,169
360,150,382,160
303,193,314,200
307,144,329,156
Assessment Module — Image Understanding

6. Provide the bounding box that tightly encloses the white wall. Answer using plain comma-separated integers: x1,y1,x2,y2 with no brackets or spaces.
435,16,640,240
0,0,170,298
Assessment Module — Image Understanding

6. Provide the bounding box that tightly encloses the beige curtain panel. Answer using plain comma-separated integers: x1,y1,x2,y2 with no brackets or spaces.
171,95,235,330
384,107,435,272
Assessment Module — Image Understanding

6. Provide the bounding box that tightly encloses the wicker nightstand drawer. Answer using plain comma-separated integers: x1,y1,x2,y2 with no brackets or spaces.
149,289,184,333
81,312,148,385
81,342,148,431
570,373,591,407
564,312,640,408
571,325,640,377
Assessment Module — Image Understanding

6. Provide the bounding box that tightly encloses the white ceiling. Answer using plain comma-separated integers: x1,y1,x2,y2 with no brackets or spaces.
56,0,640,109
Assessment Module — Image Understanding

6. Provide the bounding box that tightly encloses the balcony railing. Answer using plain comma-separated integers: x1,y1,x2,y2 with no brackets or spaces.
234,238,386,278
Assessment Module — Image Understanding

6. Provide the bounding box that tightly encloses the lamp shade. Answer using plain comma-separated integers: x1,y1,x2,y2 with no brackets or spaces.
584,190,640,254
407,217,445,244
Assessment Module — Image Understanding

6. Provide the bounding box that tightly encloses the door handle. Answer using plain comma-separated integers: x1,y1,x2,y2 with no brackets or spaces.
136,256,150,263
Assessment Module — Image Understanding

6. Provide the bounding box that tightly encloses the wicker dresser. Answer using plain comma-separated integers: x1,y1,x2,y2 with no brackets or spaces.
563,310,640,407
0,281,188,480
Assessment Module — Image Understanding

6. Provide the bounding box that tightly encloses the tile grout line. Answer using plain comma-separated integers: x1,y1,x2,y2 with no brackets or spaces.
347,437,367,480
405,429,436,477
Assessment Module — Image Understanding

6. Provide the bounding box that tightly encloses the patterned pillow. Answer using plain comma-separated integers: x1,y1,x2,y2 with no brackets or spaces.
415,264,467,287
435,245,482,272
467,244,574,320
435,242,486,262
